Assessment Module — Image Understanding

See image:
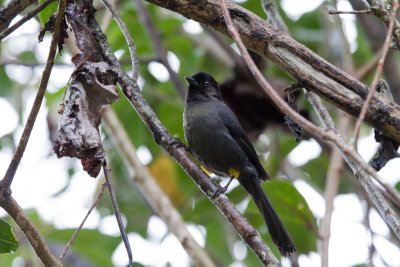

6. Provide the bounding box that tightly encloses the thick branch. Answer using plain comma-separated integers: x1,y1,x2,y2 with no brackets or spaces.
215,0,400,239
87,16,280,266
0,193,62,267
144,0,400,144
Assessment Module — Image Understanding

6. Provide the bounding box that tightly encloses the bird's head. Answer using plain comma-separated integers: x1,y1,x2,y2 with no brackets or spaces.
185,72,223,101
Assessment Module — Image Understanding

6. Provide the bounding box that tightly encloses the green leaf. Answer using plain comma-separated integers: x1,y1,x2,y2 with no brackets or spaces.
47,229,120,267
0,219,18,253
38,0,58,26
395,181,400,192
205,219,235,265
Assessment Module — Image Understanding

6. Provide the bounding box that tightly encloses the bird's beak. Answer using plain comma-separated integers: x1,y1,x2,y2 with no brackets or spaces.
185,76,197,87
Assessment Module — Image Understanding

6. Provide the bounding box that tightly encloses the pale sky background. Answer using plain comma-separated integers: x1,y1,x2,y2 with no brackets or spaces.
1,0,400,266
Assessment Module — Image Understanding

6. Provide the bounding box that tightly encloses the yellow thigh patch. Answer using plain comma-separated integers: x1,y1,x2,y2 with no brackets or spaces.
228,168,240,179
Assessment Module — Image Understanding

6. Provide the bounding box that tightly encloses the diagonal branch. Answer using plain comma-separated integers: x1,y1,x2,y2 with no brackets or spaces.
0,193,62,267
215,0,400,239
261,0,287,32
102,108,217,267
87,14,280,266
143,0,400,144
364,0,400,49
0,0,36,32
103,161,133,266
132,0,186,99
101,0,139,82
307,92,400,239
0,0,67,188
352,0,399,144
0,0,57,41
59,181,107,261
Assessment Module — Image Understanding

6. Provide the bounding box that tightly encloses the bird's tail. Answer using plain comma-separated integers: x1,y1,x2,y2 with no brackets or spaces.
241,178,296,257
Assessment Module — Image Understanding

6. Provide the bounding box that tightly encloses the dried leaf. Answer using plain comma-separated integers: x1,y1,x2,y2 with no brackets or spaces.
371,130,400,171
54,62,119,177
38,13,69,54
65,1,101,63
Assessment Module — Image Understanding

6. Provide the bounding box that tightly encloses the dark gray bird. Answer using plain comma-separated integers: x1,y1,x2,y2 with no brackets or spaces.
183,72,295,256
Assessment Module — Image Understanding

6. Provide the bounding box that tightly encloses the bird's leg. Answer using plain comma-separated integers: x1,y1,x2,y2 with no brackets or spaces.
212,176,234,198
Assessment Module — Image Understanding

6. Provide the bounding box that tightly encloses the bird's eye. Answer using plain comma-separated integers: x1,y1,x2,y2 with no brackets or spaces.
205,81,210,87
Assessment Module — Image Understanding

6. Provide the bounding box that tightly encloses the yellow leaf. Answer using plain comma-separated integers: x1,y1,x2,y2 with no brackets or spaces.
148,155,185,207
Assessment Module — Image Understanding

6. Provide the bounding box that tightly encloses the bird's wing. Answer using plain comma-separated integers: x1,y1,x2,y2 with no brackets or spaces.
218,104,270,181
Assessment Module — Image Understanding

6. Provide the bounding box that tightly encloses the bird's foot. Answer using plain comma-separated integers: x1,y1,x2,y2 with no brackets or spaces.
212,176,234,199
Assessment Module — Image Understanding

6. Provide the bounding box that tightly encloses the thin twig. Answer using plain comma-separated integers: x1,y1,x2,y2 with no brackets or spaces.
102,108,217,267
59,181,107,261
307,92,400,239
353,47,383,80
217,0,400,239
204,28,246,70
0,0,36,32
0,194,62,266
101,0,138,82
328,9,372,15
132,0,186,99
144,0,400,144
0,0,66,187
100,0,116,31
103,161,133,266
87,15,280,266
0,0,57,41
352,0,399,145
364,0,400,49
318,5,353,264
261,0,288,32
0,0,66,264
319,114,348,267
0,58,149,67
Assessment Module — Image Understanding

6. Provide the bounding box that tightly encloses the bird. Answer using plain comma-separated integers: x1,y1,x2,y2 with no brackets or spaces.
183,72,296,257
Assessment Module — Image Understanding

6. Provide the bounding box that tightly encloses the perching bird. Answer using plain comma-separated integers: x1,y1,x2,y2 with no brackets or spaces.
183,72,295,256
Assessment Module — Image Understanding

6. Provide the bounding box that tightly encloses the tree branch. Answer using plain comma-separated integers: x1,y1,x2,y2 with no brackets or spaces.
143,0,400,144
102,108,217,267
0,193,62,267
0,0,57,41
132,0,186,99
103,161,133,266
214,0,400,240
101,0,138,82
1,0,66,188
261,0,287,32
0,0,67,265
319,116,347,267
364,0,400,49
352,0,399,144
59,182,107,261
0,0,36,32
87,15,280,266
306,92,400,239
